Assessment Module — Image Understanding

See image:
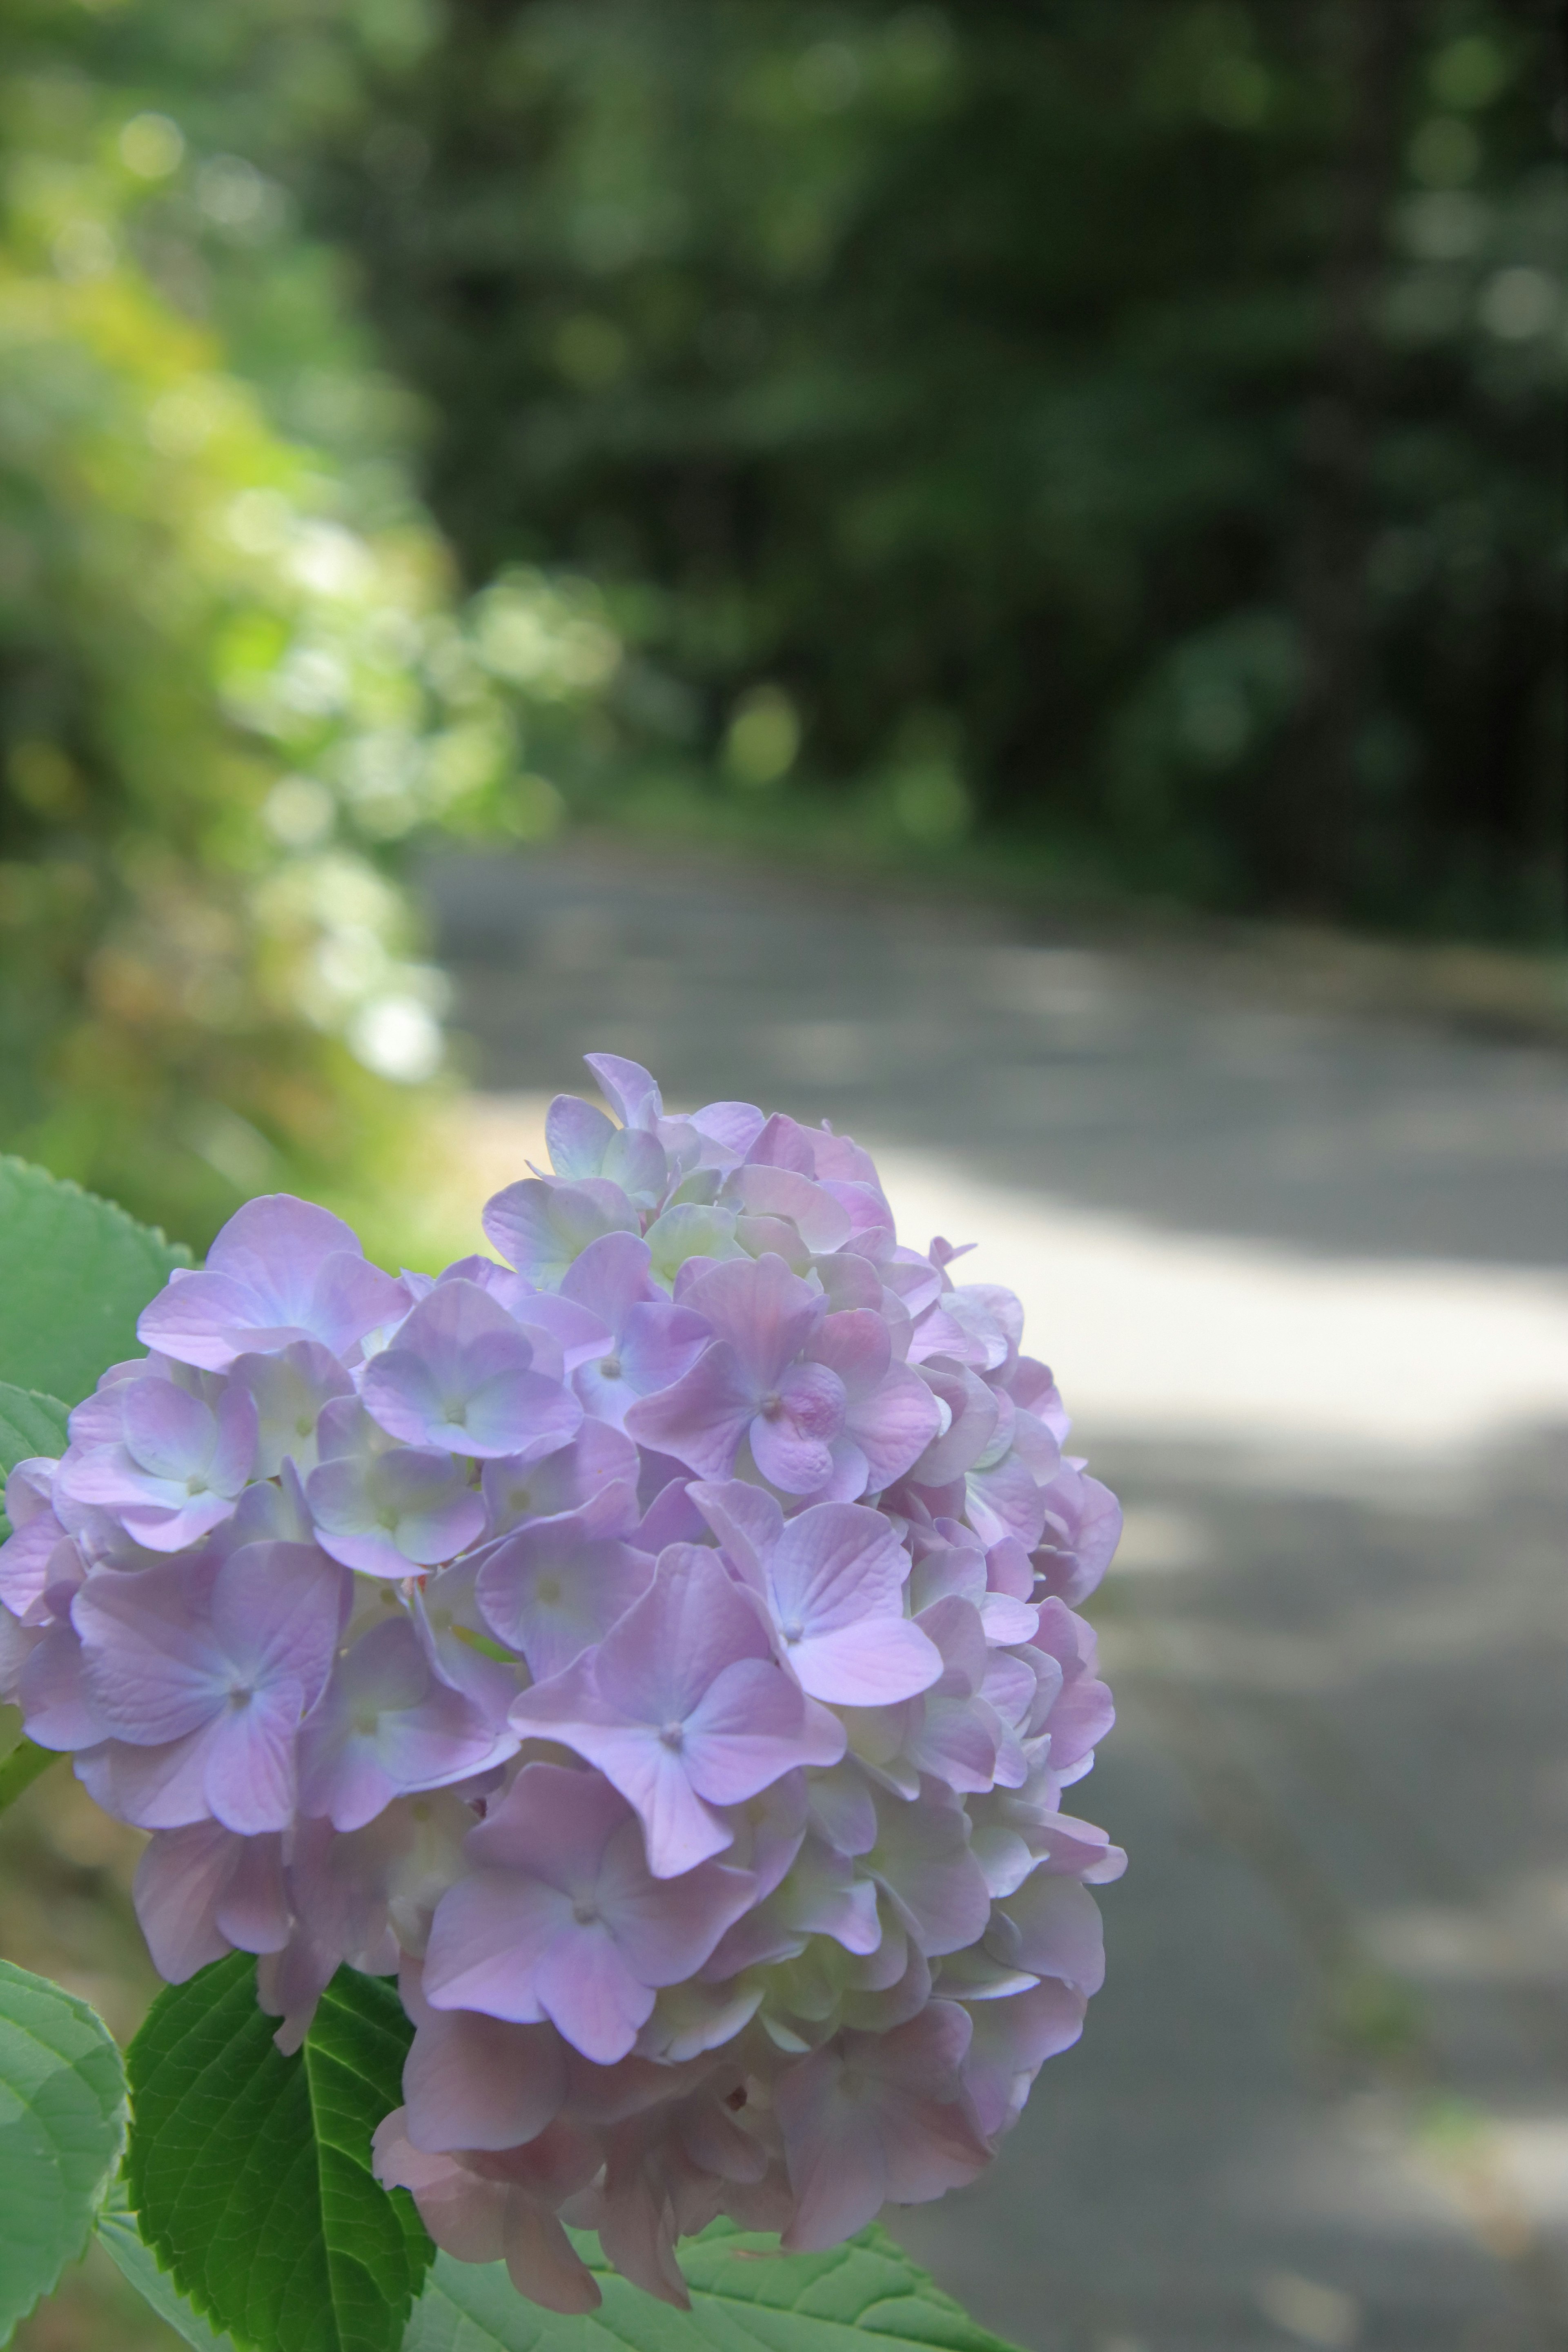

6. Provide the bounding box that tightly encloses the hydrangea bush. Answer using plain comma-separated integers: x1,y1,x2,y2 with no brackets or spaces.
0,1056,1122,2325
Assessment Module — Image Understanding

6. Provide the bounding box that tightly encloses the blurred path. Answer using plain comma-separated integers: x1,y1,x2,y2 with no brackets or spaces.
424,842,1568,2352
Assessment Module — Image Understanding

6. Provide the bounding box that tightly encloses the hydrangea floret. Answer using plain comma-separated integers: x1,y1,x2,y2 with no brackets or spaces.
0,1055,1123,2312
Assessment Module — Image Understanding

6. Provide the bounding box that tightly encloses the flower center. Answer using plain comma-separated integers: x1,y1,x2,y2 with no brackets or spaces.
758,1392,784,1420
658,1722,686,1751
536,1576,562,1606
600,1355,622,1381
227,1684,254,1710
572,1900,601,1927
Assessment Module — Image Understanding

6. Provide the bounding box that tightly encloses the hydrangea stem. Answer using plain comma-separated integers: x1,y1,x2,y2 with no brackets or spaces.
0,1737,60,1813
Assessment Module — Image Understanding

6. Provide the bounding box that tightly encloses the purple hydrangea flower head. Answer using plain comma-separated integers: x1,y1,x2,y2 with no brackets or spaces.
3,1052,1123,2307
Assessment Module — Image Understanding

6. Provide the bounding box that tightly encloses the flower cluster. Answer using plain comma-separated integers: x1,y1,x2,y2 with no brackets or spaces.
0,1055,1123,2310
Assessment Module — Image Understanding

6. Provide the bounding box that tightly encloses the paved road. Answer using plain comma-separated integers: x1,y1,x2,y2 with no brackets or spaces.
423,840,1568,2352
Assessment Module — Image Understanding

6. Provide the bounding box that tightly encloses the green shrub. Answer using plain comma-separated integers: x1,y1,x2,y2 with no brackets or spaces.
0,57,619,1251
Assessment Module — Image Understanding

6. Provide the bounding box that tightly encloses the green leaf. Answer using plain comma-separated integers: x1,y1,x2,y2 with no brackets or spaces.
97,2177,239,2352
403,2218,1024,2352
126,1953,433,2352
0,1738,60,1815
0,1384,71,1478
0,1957,129,2345
0,1158,191,1408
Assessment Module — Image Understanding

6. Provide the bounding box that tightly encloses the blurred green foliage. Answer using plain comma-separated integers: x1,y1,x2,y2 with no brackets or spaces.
0,3,619,1250
290,0,1561,936
0,0,1561,1274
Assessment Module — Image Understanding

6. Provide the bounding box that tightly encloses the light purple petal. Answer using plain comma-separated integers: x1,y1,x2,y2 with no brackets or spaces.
846,1362,946,1492
867,1780,993,1956
480,1421,639,1537
231,1342,354,1475
74,1561,228,1744
119,1381,222,1483
681,1254,825,1389
749,1362,846,1495
959,1979,1086,2141
133,1823,289,1981
589,1546,771,1722
687,1478,783,1589
721,1165,851,1254
200,1674,305,1833
623,1343,756,1481
476,1515,654,1680
617,1303,713,1396
583,1054,662,1129
299,1615,512,1830
483,1180,637,1291
682,1656,843,1804
805,1310,890,1401
537,1719,732,1880
687,1100,765,1157
362,1278,582,1460
546,1094,618,1180
19,1620,104,1748
788,1617,943,1708
424,1868,581,2025
507,1292,608,1377
777,2002,987,2250
965,1450,1050,1551
403,2004,568,2154
767,1503,911,1637
307,1446,486,1577
212,1541,348,1716
75,1727,217,1829
993,1870,1105,1995
139,1196,404,1370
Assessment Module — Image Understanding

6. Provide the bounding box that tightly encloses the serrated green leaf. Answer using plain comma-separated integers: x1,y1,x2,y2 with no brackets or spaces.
126,1953,433,2352
0,1384,71,1479
0,1957,129,2346
402,2218,1024,2352
0,1158,190,1408
97,2177,239,2352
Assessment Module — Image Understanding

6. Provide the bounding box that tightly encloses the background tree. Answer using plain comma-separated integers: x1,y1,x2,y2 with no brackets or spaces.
298,0,1564,933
